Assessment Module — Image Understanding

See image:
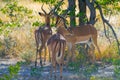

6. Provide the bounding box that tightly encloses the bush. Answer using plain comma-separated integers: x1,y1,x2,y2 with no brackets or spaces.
102,41,119,59
0,36,17,58
20,50,35,63
0,63,20,80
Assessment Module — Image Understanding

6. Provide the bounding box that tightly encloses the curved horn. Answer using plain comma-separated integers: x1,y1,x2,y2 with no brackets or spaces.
41,4,47,14
60,16,68,29
55,12,68,29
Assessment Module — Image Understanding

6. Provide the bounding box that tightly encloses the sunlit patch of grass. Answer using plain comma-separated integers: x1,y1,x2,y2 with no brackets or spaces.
90,76,113,80
95,40,120,60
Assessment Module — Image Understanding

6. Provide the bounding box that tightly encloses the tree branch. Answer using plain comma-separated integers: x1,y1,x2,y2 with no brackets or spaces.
85,0,96,25
95,1,120,54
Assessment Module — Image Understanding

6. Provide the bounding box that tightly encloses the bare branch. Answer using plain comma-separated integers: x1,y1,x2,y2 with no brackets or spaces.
95,1,120,54
85,0,96,25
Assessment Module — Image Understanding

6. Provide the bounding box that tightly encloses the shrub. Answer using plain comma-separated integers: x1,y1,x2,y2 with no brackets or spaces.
20,50,35,63
102,41,119,59
113,58,120,79
0,63,20,80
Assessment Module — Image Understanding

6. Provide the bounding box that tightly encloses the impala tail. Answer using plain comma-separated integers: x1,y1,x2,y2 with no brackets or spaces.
56,41,63,63
57,35,66,64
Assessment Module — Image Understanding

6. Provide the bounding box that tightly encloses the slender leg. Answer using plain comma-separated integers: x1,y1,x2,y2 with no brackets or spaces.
66,43,72,64
39,45,44,67
60,63,63,80
90,44,96,63
50,63,53,79
54,63,57,80
44,46,47,65
71,45,75,62
52,62,56,80
35,49,38,67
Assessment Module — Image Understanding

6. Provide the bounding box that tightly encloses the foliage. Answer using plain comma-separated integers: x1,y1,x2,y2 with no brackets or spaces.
0,0,33,35
33,0,57,4
30,67,43,77
102,41,119,58
0,36,17,57
90,76,113,80
76,12,88,23
97,0,119,6
96,0,120,15
82,65,98,78
112,58,120,79
114,66,120,79
32,21,42,27
68,62,81,72
20,50,35,63
0,63,20,80
1,1,32,19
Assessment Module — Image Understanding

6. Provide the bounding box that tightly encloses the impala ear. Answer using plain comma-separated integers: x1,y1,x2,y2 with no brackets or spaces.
38,12,45,16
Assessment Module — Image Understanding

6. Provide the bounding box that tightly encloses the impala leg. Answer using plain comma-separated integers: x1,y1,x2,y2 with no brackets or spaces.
92,35,102,61
71,45,76,62
60,63,63,80
39,45,44,67
49,49,51,62
91,44,95,63
60,42,65,80
92,35,101,54
50,63,53,79
44,46,47,65
66,43,72,64
35,49,38,67
53,63,57,80
87,41,95,63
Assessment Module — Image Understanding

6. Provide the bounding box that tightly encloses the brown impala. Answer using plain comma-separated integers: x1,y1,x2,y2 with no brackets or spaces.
34,4,55,67
55,14,101,63
34,0,64,67
47,33,66,80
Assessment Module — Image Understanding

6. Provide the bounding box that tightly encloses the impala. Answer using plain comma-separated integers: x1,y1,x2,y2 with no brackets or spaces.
34,0,64,67
55,15,101,63
34,4,54,67
47,33,66,80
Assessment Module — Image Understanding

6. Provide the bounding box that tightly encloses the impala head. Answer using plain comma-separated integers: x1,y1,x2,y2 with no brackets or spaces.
38,0,64,25
55,16,65,28
38,4,53,25
55,14,73,36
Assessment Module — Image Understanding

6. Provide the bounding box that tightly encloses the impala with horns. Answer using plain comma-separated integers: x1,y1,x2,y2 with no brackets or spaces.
47,33,66,80
55,14,101,63
34,2,63,67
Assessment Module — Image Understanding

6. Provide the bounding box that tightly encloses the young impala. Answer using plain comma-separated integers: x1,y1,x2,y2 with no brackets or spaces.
55,14,101,63
47,33,66,80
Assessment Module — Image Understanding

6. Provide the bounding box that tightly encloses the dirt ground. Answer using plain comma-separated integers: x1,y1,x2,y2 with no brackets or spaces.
0,58,116,80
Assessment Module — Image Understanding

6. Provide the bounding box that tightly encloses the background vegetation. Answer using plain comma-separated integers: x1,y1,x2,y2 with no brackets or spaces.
0,0,120,79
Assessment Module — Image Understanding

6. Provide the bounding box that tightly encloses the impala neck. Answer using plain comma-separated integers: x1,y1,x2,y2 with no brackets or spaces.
45,22,50,26
57,26,70,37
45,17,50,27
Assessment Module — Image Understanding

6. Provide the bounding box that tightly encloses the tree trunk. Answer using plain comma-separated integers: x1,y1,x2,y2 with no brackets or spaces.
85,0,96,25
78,0,87,25
68,0,76,27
